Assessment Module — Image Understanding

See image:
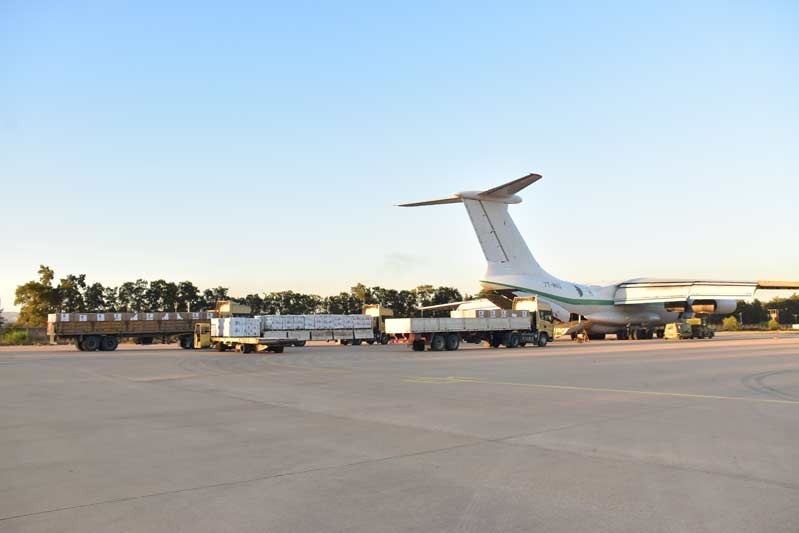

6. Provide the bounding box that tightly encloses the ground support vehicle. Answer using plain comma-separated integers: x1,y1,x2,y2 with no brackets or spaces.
48,311,216,351
686,317,715,338
664,322,693,340
385,315,550,352
362,304,394,345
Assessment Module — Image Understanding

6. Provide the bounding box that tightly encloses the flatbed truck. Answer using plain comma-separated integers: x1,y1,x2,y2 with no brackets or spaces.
385,296,554,351
47,311,216,351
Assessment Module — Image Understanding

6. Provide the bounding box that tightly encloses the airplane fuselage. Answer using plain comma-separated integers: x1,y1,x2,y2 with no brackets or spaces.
481,273,681,332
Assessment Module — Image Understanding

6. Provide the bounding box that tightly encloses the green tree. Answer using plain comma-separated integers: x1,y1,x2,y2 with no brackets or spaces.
83,282,106,312
103,286,118,310
735,299,768,325
350,283,374,305
722,316,740,331
768,319,781,330
58,274,86,312
325,292,361,314
117,279,148,311
203,287,229,309
0,298,5,330
176,281,201,311
15,265,61,326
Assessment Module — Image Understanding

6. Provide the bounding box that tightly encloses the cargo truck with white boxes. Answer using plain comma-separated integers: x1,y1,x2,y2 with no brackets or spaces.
384,296,554,351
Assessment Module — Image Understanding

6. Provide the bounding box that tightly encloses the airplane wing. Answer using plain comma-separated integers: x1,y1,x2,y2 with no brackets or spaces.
614,279,799,305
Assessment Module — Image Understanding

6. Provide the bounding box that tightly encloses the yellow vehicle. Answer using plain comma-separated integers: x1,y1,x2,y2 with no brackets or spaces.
362,304,394,345
686,317,715,339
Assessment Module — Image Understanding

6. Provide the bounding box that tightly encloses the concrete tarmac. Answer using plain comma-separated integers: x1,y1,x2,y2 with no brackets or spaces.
1,334,798,532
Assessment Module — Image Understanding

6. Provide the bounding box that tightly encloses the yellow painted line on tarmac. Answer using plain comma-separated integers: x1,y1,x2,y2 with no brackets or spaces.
406,376,799,405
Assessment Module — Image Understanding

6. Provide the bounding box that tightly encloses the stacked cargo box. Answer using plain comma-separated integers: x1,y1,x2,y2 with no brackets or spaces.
211,317,259,337
256,314,373,331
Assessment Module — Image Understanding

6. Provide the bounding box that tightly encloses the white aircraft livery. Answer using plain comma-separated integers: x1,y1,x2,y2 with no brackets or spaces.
400,173,799,339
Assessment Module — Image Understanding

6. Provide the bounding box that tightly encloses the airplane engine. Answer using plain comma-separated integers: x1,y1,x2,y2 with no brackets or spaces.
691,299,737,315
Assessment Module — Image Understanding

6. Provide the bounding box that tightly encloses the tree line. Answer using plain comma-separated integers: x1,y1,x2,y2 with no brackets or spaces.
13,265,464,327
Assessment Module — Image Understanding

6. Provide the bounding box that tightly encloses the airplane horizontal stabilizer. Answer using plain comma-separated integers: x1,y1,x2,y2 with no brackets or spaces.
480,173,542,198
397,196,461,207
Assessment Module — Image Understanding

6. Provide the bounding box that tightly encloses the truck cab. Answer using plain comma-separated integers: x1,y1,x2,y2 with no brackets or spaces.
362,304,394,344
512,296,555,346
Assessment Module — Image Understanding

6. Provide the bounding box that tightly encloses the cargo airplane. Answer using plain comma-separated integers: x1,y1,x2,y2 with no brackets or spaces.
400,173,799,339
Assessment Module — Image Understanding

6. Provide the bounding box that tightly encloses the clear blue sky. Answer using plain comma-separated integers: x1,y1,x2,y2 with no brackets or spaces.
2,1,797,310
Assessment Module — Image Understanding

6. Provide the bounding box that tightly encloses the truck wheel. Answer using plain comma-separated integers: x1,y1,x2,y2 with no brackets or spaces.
366,340,375,345
241,344,254,354
537,333,549,347
489,334,502,348
214,342,226,352
82,335,100,352
380,334,390,345
180,336,193,349
352,339,363,346
293,341,307,347
74,339,85,351
411,340,426,351
507,332,520,348
430,334,446,352
140,337,153,345
269,345,284,354
445,333,460,351
340,340,350,346
518,341,527,347
657,329,665,339
100,336,118,351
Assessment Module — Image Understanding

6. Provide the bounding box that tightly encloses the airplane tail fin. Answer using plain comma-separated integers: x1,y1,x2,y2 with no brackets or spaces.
398,173,547,277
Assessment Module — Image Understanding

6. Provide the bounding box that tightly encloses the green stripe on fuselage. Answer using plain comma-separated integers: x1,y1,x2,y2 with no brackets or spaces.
479,280,615,306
